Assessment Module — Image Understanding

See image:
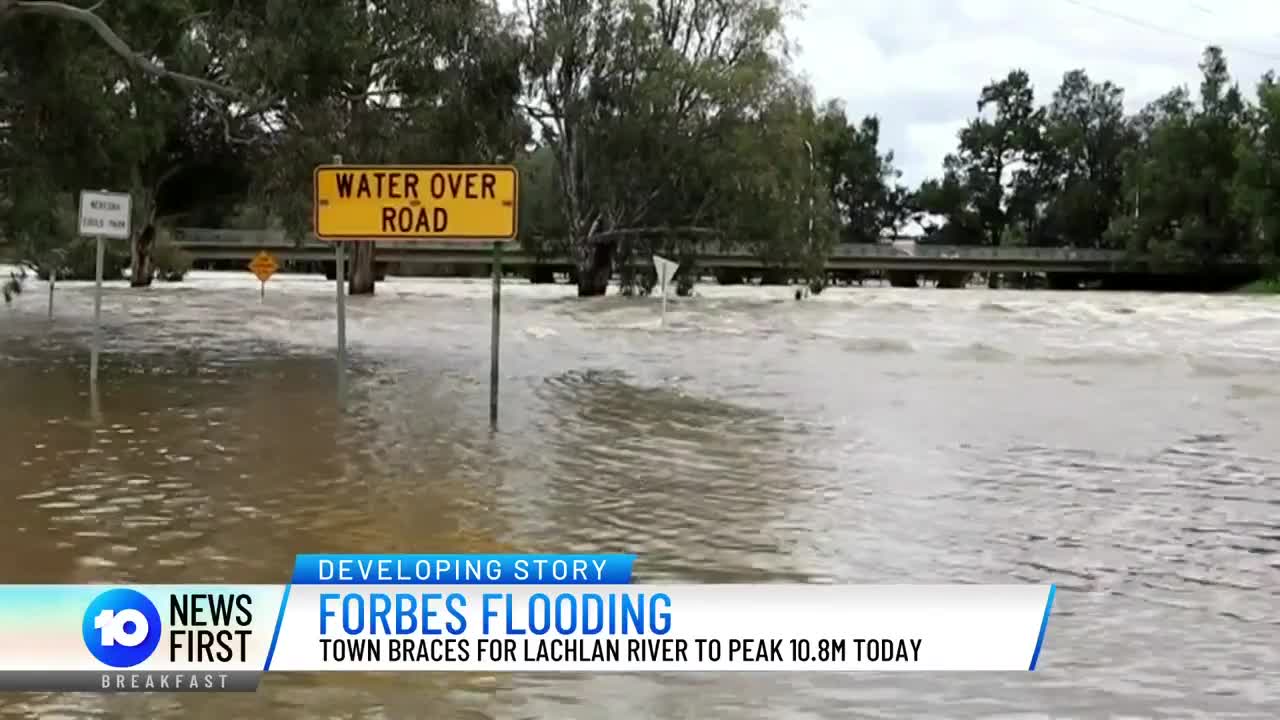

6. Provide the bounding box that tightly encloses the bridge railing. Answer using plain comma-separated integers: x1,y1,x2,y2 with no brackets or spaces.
828,245,1130,262
172,228,1134,260
172,228,292,246
172,228,509,250
172,228,1262,266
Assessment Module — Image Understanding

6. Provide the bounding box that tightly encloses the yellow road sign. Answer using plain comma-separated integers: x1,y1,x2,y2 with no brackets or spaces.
313,165,518,241
248,251,278,282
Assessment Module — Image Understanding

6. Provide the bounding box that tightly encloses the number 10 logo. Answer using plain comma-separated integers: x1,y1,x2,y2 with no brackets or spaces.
95,607,150,646
82,589,162,668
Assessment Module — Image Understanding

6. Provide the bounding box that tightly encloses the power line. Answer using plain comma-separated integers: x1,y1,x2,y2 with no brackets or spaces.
1059,0,1280,61
1184,0,1280,40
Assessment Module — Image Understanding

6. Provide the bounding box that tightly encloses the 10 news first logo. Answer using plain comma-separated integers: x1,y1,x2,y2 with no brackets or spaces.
82,588,256,691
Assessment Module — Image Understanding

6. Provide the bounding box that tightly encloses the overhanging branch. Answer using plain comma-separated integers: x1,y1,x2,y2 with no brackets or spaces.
2,0,244,100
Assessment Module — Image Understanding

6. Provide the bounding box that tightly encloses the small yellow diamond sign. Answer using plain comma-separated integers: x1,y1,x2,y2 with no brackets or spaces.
248,251,278,283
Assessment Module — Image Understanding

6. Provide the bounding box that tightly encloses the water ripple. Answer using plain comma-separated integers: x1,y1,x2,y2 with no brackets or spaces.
0,275,1276,717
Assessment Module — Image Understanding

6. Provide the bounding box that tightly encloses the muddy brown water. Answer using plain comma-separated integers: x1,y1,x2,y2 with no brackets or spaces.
0,272,1276,718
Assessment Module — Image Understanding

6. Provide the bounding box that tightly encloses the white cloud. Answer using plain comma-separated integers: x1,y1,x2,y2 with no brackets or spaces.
790,0,1280,185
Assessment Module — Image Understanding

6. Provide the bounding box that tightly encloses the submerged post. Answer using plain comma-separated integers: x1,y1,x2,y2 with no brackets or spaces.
489,241,502,429
47,267,55,320
333,153,347,406
90,236,104,384
660,273,668,325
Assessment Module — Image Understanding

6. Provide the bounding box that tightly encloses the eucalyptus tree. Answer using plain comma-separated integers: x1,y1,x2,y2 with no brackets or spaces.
522,0,795,296
215,0,527,294
0,0,264,283
1233,72,1280,271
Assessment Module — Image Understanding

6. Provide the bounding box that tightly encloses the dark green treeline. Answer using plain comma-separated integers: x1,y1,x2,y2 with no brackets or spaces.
1,2,1276,293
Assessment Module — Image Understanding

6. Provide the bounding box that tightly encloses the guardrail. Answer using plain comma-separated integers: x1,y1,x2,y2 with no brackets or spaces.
172,228,511,251
825,244,1129,262
170,228,1133,262
170,227,1258,268
173,228,294,246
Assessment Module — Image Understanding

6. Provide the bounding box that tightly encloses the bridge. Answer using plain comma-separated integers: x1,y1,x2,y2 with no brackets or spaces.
170,227,1169,275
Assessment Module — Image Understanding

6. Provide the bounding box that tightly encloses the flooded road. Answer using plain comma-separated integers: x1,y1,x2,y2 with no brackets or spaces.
0,271,1277,718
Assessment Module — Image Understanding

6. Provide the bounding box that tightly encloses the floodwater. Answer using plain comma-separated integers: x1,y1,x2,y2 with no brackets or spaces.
0,271,1277,719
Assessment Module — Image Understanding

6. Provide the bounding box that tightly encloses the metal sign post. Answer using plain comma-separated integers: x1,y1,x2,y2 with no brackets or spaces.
489,242,503,429
47,267,55,320
336,239,346,403
90,235,104,384
312,161,519,421
78,189,131,387
653,255,679,327
660,274,667,322
330,154,348,407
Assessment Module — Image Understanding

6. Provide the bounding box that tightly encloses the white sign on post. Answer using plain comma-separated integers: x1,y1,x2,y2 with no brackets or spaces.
653,255,679,326
78,189,132,387
78,190,132,239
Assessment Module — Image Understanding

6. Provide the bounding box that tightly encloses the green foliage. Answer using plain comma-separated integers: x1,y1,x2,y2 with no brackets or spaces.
40,238,130,282
1119,48,1249,268
4,191,130,280
0,0,264,282
150,231,192,280
934,70,1043,247
522,0,857,294
1233,73,1280,271
1237,277,1280,294
516,146,568,259
919,45,1279,273
8,4,1276,299
1036,70,1133,249
815,101,908,243
1,0,902,297
225,0,529,241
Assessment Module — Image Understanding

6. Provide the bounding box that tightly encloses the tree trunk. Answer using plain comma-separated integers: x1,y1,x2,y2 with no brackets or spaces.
348,242,376,295
130,224,155,287
128,165,175,289
676,258,698,296
616,241,638,296
576,241,613,297
806,275,826,295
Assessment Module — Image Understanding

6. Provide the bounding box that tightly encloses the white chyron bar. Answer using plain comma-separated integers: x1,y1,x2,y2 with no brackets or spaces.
0,575,1057,691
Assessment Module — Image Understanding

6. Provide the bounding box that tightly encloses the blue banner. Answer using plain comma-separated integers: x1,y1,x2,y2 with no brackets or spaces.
291,554,636,585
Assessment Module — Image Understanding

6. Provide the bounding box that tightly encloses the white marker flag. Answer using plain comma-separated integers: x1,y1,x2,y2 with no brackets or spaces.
653,255,678,289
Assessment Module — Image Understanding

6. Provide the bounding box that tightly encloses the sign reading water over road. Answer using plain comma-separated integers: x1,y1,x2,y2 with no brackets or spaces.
313,165,518,240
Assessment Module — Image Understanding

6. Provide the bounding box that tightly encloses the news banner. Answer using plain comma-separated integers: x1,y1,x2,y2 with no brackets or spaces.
0,554,1056,692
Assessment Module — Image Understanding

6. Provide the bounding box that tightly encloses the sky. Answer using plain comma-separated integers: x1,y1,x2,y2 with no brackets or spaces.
788,0,1280,186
